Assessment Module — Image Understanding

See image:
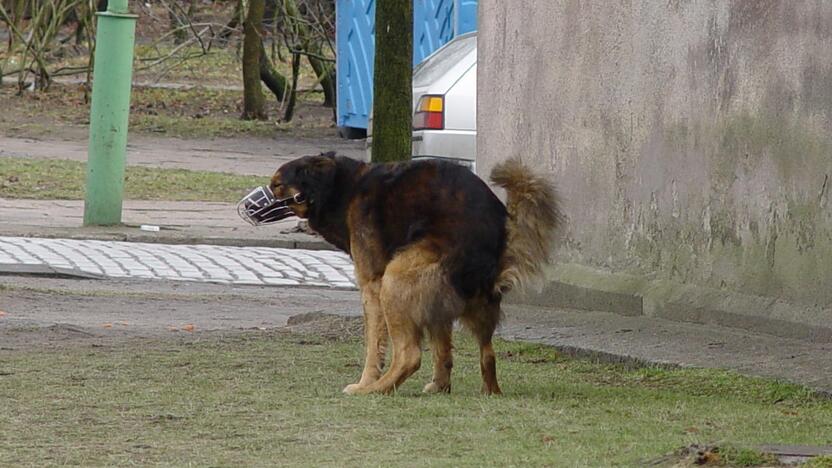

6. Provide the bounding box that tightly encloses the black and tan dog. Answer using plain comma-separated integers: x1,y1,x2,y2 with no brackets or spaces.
266,153,560,395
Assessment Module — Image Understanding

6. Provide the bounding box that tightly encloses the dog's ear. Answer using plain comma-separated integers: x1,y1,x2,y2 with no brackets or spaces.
299,155,337,208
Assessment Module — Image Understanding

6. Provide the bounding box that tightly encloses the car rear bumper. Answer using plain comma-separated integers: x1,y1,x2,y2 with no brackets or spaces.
412,129,476,163
411,155,476,171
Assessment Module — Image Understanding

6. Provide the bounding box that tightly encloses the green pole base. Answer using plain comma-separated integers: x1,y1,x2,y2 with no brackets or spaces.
83,10,137,226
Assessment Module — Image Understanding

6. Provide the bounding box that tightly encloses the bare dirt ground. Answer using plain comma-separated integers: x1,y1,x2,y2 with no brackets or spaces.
4,260,832,398
0,82,366,176
0,131,366,176
2,0,348,166
0,275,362,351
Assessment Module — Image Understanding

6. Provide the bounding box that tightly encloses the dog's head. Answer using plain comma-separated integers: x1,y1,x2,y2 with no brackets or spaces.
270,152,338,220
238,152,338,226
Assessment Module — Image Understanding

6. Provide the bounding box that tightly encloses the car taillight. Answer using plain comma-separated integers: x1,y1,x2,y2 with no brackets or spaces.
413,95,444,130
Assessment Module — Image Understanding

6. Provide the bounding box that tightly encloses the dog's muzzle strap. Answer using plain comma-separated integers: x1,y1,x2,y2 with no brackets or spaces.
237,186,305,226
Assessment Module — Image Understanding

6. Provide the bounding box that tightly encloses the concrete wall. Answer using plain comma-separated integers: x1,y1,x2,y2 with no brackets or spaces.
478,0,832,336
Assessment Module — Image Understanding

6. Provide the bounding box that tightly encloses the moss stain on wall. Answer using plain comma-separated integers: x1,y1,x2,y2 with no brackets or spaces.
614,112,832,306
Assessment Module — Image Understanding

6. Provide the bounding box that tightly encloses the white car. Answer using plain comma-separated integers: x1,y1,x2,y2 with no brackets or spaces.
367,32,477,169
411,32,477,170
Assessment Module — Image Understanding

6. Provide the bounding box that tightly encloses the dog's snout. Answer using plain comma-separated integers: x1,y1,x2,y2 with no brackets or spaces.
237,185,298,226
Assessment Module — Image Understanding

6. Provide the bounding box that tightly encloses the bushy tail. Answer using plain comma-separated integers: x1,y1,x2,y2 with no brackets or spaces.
490,158,562,295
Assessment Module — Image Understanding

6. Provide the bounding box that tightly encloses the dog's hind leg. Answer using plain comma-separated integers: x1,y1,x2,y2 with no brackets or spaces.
364,292,423,394
343,279,388,394
423,323,453,394
346,242,455,395
347,291,422,395
478,339,501,396
462,300,503,395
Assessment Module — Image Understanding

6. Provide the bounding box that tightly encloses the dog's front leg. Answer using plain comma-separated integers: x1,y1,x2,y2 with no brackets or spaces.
344,280,388,394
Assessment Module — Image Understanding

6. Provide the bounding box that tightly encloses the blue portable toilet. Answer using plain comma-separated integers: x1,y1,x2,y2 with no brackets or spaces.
335,0,478,137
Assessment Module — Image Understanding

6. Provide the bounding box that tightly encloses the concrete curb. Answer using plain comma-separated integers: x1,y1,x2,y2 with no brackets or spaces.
0,229,337,251
4,226,830,345
302,311,832,397
0,263,104,280
509,263,832,343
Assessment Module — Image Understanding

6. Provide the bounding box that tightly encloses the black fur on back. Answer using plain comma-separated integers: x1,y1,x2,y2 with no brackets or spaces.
277,155,508,301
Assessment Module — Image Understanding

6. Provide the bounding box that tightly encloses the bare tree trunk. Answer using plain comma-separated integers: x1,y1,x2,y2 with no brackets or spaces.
166,0,196,44
169,2,186,44
282,52,300,122
218,0,241,45
371,0,412,163
72,3,86,45
308,51,335,108
283,0,334,108
8,0,26,50
242,0,267,120
259,39,289,102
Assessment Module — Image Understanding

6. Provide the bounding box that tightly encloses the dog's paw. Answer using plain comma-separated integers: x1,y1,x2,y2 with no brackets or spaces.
481,383,503,396
342,383,365,395
422,381,451,394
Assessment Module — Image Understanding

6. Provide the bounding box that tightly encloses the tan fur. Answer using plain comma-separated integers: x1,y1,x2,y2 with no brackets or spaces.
342,279,387,394
274,154,563,395
459,297,502,395
423,324,453,393
345,160,559,395
270,173,309,218
343,226,390,394
490,158,562,295
344,240,463,395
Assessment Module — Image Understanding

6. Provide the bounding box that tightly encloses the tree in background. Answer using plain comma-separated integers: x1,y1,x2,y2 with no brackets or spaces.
0,0,335,121
284,0,335,109
238,0,336,121
371,0,412,163
242,0,268,120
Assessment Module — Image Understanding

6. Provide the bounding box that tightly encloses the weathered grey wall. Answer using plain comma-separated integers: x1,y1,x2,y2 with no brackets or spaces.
478,0,832,322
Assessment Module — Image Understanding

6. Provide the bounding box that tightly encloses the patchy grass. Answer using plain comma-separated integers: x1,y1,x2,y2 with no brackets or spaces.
131,44,325,91
0,157,262,201
1,0,335,141
128,86,333,139
130,112,280,139
807,456,832,468
13,39,323,91
0,82,335,140
133,44,246,87
718,445,780,466
0,331,830,467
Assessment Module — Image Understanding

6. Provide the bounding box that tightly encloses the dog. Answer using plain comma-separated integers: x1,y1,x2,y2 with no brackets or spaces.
248,152,560,395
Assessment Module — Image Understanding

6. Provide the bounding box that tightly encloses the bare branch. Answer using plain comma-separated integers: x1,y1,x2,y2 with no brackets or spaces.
286,48,333,63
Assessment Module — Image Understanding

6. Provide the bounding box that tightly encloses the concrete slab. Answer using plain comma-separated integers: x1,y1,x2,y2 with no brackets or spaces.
499,305,832,396
0,236,356,289
2,275,830,396
0,262,103,279
0,198,333,249
0,134,367,176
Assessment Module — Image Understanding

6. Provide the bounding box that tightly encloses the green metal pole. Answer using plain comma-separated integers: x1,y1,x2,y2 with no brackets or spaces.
83,0,137,226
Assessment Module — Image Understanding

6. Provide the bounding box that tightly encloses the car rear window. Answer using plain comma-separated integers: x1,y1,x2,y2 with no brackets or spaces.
413,35,477,88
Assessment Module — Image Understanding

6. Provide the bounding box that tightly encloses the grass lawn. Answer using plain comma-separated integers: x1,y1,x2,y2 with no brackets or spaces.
129,44,326,92
128,86,334,139
0,157,262,202
1,331,830,467
0,83,334,140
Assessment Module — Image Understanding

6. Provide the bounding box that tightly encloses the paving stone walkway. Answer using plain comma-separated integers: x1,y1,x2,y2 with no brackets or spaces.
0,237,356,289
